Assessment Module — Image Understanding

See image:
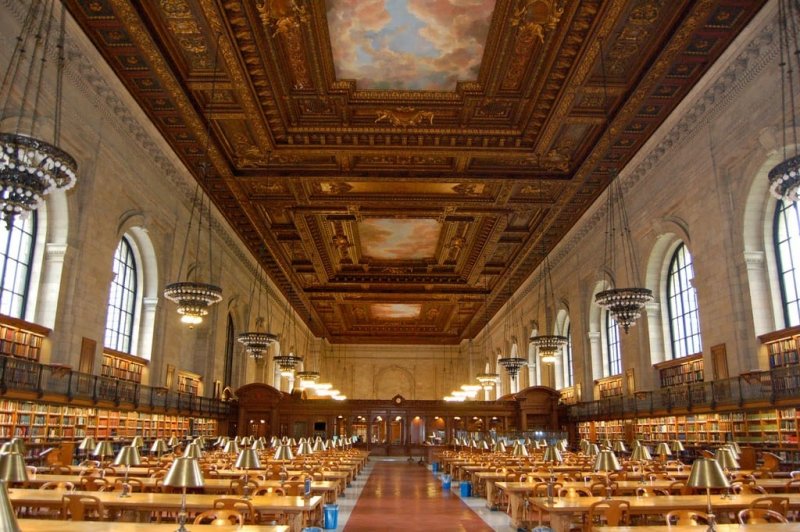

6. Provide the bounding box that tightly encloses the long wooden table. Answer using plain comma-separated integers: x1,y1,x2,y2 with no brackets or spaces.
10,489,322,532
529,493,800,532
17,519,290,532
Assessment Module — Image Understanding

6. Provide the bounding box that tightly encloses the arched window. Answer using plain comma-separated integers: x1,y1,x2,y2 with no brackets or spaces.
667,243,702,357
0,213,36,318
565,322,574,386
775,199,800,327
104,237,137,353
224,314,235,387
606,312,621,375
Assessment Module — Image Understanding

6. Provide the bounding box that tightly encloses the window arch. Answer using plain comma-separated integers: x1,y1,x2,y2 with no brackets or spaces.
0,213,36,318
606,312,621,376
104,237,137,353
667,243,702,357
774,199,800,327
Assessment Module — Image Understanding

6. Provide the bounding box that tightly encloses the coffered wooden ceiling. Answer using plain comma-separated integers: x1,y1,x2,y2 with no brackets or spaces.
65,0,765,343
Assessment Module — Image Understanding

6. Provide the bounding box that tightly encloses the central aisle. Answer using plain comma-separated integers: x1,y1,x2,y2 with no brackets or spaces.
343,461,493,531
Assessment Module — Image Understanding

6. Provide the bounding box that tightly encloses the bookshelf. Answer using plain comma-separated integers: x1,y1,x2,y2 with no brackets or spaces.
178,372,201,396
579,406,800,470
594,376,623,398
759,325,800,369
560,386,577,405
655,353,704,387
0,314,49,362
101,349,145,384
0,398,217,441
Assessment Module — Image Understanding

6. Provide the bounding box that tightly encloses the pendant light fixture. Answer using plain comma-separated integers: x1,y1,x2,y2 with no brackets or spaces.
768,0,800,200
237,265,277,360
0,0,77,228
529,252,567,364
593,39,652,332
498,279,527,383
163,34,223,325
475,265,498,394
273,299,302,377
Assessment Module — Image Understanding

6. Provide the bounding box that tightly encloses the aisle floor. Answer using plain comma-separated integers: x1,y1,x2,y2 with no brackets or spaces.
337,458,515,532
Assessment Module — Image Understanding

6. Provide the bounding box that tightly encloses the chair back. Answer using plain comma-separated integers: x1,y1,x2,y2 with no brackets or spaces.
40,481,74,491
666,510,709,526
587,499,630,528
737,508,789,524
213,498,256,524
193,509,244,526
749,496,789,517
61,494,104,521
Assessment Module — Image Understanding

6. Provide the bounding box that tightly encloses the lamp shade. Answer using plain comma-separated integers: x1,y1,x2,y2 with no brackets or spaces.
586,443,600,457
0,453,28,483
671,440,685,452
113,446,142,467
479,440,490,451
92,441,115,458
631,439,642,449
729,441,742,454
183,443,203,459
542,445,562,464
296,441,314,456
601,439,612,450
167,436,180,447
492,440,507,453
0,479,20,532
612,440,627,453
273,444,294,461
150,439,168,454
251,439,265,451
631,445,652,461
9,439,24,455
78,436,96,452
714,448,740,470
556,440,568,452
235,448,261,470
312,439,325,453
686,458,730,489
655,442,672,456
723,443,740,459
223,440,240,455
163,457,204,488
512,443,529,457
593,450,622,472
130,436,144,449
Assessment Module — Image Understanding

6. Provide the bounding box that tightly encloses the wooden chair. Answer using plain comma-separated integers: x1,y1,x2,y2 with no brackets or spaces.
228,478,259,496
585,499,630,532
784,478,800,492
193,509,244,526
52,465,72,475
665,510,710,526
730,482,767,495
40,481,75,490
667,480,692,495
113,477,144,493
79,476,109,492
558,486,592,497
61,494,105,521
759,452,782,478
254,486,286,496
737,508,789,524
213,498,257,524
749,495,789,517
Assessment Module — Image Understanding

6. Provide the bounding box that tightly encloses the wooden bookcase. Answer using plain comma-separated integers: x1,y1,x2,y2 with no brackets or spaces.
759,325,800,369
178,372,201,396
101,349,145,383
594,376,623,398
0,314,49,362
579,406,800,470
0,398,218,441
655,353,704,387
560,386,577,405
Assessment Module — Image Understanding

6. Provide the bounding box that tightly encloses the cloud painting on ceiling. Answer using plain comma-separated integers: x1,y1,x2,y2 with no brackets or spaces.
371,303,422,320
326,0,496,91
359,218,441,260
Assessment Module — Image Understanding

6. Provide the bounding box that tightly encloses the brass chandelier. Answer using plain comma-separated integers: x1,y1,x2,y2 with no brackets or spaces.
0,0,77,228
529,254,567,364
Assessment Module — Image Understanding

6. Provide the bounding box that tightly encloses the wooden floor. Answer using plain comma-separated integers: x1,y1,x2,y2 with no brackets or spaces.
344,461,492,531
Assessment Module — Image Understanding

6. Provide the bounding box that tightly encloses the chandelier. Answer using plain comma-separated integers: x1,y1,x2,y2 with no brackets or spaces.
237,266,277,360
273,302,303,377
529,255,567,364
163,36,224,326
498,355,527,382
476,360,499,391
0,1,77,228
593,41,652,333
768,0,800,201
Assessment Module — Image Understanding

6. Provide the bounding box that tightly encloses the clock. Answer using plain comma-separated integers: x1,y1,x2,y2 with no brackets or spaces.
394,396,402,404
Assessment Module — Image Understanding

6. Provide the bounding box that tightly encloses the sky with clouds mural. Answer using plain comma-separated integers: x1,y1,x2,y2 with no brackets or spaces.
326,0,496,90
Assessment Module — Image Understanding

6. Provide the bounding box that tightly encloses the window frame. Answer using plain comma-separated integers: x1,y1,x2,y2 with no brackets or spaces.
565,322,574,386
774,199,800,327
0,213,36,318
104,236,138,353
666,243,703,358
606,311,621,376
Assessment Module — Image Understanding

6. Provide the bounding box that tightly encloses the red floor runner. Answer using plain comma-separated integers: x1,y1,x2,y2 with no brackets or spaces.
344,461,493,531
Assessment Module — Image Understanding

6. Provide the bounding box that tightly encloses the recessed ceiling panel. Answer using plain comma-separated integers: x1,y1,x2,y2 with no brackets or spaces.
358,218,441,260
371,303,422,320
326,0,496,90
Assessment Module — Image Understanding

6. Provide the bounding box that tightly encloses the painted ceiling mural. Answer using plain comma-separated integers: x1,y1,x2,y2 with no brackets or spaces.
326,0,497,90
358,218,441,260
371,303,422,320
